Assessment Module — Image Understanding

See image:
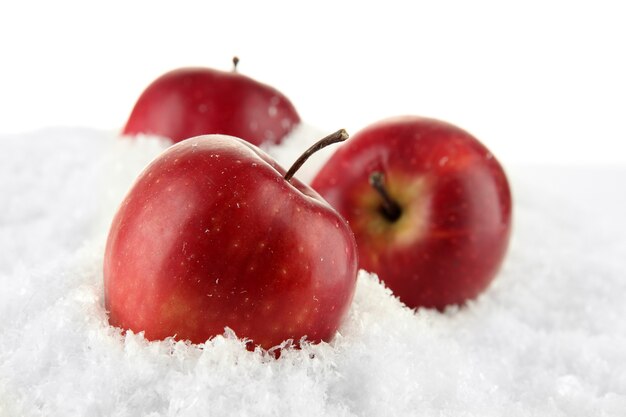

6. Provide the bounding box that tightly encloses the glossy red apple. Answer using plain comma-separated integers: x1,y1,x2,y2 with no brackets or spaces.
104,130,357,349
311,116,512,310
122,58,300,146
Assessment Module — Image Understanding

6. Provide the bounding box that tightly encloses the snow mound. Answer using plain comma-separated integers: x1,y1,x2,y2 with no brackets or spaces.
1,127,625,416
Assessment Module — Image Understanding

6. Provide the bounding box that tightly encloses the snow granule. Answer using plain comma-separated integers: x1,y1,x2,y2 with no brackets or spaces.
1,126,625,416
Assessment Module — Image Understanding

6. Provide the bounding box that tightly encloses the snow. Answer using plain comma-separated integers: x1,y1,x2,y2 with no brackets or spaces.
1,126,625,416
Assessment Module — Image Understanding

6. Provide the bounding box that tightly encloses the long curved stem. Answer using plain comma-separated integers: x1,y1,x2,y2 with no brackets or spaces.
284,129,349,182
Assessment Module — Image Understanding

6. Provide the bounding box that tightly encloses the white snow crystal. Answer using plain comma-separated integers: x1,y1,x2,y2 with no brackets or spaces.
0,127,625,416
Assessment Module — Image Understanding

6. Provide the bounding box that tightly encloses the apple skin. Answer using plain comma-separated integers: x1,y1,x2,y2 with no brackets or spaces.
311,116,512,310
104,134,357,349
122,67,301,146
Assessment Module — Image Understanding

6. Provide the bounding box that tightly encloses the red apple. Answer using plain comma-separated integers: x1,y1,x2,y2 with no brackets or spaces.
311,116,512,310
122,58,300,146
104,130,357,349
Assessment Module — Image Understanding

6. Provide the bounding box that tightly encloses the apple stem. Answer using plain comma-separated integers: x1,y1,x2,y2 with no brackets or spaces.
284,129,349,182
232,56,240,72
369,172,402,221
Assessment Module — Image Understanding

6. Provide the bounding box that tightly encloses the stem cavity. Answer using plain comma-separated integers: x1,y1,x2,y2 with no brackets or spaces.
284,129,349,182
369,172,402,221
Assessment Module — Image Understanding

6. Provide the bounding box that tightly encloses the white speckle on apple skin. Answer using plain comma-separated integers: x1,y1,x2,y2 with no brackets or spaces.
264,130,276,141
281,118,292,129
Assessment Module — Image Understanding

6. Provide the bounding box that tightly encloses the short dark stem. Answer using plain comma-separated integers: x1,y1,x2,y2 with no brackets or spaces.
232,56,240,72
369,172,402,221
284,129,349,182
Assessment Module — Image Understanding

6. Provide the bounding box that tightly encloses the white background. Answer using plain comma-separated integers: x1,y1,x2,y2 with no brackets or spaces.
1,0,625,166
